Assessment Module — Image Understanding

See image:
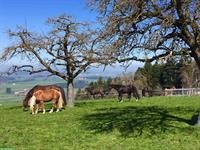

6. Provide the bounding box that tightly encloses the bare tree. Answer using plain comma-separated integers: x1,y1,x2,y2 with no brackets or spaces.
89,0,200,69
0,15,103,107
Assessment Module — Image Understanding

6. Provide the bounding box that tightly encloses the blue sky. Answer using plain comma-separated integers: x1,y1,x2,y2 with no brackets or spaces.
0,0,143,76
0,0,96,49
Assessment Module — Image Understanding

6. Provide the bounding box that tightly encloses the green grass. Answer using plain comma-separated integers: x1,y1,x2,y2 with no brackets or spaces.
1,96,200,150
0,78,67,103
0,78,64,94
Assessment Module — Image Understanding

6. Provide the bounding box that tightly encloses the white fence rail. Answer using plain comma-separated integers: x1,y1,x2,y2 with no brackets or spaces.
164,88,200,96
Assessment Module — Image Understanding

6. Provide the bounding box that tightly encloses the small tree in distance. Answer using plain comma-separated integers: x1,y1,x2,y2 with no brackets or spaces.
0,15,104,107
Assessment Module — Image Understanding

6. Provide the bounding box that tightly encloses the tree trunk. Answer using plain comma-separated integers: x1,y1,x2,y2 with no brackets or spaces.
67,80,74,107
191,48,200,125
190,48,200,70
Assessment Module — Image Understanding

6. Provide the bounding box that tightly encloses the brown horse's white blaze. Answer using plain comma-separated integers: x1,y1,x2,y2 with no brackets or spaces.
29,89,63,115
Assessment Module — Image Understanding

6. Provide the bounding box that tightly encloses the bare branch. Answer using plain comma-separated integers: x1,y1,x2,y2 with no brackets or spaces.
91,0,200,69
1,14,103,83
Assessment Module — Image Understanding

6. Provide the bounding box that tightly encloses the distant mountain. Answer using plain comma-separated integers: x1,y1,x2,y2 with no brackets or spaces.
0,76,15,83
82,62,144,77
0,62,143,83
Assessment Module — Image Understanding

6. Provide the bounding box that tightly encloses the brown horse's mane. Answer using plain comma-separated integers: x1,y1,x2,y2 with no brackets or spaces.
23,84,67,107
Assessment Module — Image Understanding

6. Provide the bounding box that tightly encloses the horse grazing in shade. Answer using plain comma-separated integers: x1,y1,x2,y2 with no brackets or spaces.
85,87,104,99
109,84,140,102
23,85,66,114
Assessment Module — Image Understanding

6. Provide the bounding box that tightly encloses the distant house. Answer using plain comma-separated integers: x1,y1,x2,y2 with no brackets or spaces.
77,77,86,80
14,89,28,96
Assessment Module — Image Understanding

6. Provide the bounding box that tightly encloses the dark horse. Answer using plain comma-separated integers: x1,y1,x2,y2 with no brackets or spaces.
23,84,67,111
85,87,104,99
109,84,140,102
142,86,151,97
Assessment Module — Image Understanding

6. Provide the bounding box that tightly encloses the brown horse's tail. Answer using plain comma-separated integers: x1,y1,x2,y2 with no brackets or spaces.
58,92,63,109
56,86,67,106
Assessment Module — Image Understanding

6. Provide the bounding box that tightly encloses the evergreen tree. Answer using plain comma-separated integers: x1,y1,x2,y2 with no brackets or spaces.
135,62,161,89
151,63,161,89
97,77,104,86
159,60,179,88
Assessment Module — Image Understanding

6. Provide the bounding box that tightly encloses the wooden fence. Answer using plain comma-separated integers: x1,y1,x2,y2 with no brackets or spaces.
164,88,200,96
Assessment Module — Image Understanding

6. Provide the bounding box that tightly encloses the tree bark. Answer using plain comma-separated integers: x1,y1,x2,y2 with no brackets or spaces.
67,80,74,107
190,48,200,70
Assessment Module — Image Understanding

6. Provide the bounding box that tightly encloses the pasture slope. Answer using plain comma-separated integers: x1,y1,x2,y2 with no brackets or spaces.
0,96,200,150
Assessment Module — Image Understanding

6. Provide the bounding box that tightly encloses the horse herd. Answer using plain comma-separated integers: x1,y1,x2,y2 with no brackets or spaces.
85,84,140,101
23,84,143,115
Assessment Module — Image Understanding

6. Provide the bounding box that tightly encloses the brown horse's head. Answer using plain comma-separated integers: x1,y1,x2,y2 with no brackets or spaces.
22,85,38,111
22,98,29,111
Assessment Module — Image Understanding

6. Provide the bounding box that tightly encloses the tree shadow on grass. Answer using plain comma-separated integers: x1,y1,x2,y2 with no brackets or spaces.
81,106,200,137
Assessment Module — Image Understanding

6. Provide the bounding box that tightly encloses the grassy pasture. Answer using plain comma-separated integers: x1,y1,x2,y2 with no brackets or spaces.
0,78,65,103
0,96,200,150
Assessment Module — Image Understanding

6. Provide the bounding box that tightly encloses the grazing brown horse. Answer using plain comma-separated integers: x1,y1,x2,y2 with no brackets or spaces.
109,84,140,102
85,87,105,99
29,88,63,114
23,85,66,114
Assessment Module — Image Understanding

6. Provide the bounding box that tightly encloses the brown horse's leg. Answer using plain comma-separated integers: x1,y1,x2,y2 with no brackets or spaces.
29,96,36,115
49,107,54,113
118,93,123,102
133,91,139,101
35,102,39,114
128,93,131,101
49,101,55,113
101,92,104,99
40,101,45,114
49,100,57,113
56,107,60,112
56,99,60,112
